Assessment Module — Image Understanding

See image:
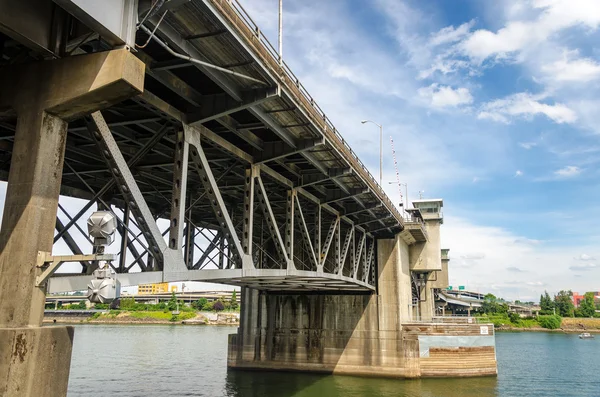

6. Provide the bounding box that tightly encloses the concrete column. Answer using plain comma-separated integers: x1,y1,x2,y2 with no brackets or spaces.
0,49,144,397
0,110,73,397
0,110,67,326
377,235,412,328
420,284,434,321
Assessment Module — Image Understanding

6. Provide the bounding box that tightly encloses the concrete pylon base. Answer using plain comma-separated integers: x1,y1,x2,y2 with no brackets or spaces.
0,326,74,397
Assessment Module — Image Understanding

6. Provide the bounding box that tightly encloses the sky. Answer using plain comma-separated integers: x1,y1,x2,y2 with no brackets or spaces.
235,0,600,301
2,0,600,300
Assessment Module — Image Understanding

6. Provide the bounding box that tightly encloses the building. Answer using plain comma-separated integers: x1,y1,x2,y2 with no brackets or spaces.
138,283,170,295
572,291,600,307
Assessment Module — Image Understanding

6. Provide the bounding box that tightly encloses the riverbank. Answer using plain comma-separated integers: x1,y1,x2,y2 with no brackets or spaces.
44,310,240,326
495,317,600,333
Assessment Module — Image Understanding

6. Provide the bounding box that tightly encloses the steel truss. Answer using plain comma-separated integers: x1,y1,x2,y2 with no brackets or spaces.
47,112,376,293
0,0,411,294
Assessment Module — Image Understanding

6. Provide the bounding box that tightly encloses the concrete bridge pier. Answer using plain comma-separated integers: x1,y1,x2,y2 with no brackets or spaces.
228,202,497,378
0,50,144,397
228,234,422,377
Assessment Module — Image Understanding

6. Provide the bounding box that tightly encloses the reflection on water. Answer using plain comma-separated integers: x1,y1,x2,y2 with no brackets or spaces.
67,325,599,397
225,371,498,397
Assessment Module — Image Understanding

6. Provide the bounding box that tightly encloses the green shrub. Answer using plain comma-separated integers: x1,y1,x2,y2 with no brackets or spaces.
230,291,238,310
213,300,225,312
192,298,208,311
515,318,539,328
119,297,136,310
538,315,562,329
94,303,109,310
508,312,521,324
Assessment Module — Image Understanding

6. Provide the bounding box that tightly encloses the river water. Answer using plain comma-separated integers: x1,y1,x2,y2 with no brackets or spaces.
67,325,600,397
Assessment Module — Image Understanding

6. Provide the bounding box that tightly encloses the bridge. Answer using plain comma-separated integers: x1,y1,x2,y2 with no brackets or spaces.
0,1,496,396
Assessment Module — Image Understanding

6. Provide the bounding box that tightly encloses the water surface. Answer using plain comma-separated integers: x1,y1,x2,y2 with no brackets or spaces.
67,326,600,397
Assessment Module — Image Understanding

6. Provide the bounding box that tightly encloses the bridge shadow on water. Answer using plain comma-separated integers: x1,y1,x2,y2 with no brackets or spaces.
224,370,499,397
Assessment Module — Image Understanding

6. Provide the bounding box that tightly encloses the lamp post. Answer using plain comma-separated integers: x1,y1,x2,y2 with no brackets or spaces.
387,181,408,209
360,120,382,186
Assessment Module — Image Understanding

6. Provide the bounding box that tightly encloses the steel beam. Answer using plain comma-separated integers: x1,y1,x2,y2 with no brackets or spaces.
54,121,171,244
184,124,246,264
242,167,255,258
325,188,368,205
339,227,353,276
186,87,279,125
300,168,351,188
118,205,130,273
254,138,323,164
284,190,295,263
168,129,190,250
294,194,319,270
192,231,223,270
320,217,339,271
55,218,91,271
256,174,289,266
89,111,168,268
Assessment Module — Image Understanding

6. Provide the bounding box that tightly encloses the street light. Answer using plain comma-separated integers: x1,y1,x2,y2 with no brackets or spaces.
360,120,382,186
387,181,408,209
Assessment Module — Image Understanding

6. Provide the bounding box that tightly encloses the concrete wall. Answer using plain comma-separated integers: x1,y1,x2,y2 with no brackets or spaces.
431,258,449,289
409,221,442,272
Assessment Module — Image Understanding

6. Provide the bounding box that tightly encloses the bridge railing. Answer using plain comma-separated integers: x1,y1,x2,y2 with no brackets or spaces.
217,0,403,225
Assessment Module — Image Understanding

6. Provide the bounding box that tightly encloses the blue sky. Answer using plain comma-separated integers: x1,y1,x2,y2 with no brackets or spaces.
2,0,600,300
240,0,600,300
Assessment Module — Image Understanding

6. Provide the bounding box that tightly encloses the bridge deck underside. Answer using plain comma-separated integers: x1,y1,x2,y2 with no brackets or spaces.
0,0,403,291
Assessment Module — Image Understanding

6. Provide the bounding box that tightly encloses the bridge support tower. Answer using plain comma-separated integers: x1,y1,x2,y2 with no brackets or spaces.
228,202,497,378
0,50,144,397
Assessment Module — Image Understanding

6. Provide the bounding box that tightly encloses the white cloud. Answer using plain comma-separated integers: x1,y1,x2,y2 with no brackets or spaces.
429,20,476,47
515,170,523,177
570,263,597,271
459,0,600,62
519,142,537,149
541,50,600,83
554,165,581,177
418,84,473,108
443,214,600,299
478,92,577,124
575,254,595,261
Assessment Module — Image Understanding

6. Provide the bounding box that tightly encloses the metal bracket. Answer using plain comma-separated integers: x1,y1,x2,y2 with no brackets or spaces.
36,251,115,287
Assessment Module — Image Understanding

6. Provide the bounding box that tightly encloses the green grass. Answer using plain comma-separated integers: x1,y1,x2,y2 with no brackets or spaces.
128,311,196,321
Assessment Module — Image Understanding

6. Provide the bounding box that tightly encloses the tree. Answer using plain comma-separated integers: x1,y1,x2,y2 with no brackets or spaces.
76,300,87,310
482,293,501,314
230,290,238,310
579,292,596,317
192,298,208,311
540,291,555,315
168,291,178,311
554,290,574,317
213,300,225,312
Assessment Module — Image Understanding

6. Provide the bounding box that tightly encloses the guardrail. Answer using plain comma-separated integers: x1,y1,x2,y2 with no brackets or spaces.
212,0,403,225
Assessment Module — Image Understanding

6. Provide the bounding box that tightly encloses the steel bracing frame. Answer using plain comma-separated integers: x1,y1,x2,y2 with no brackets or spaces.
0,0,409,294
46,112,377,293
